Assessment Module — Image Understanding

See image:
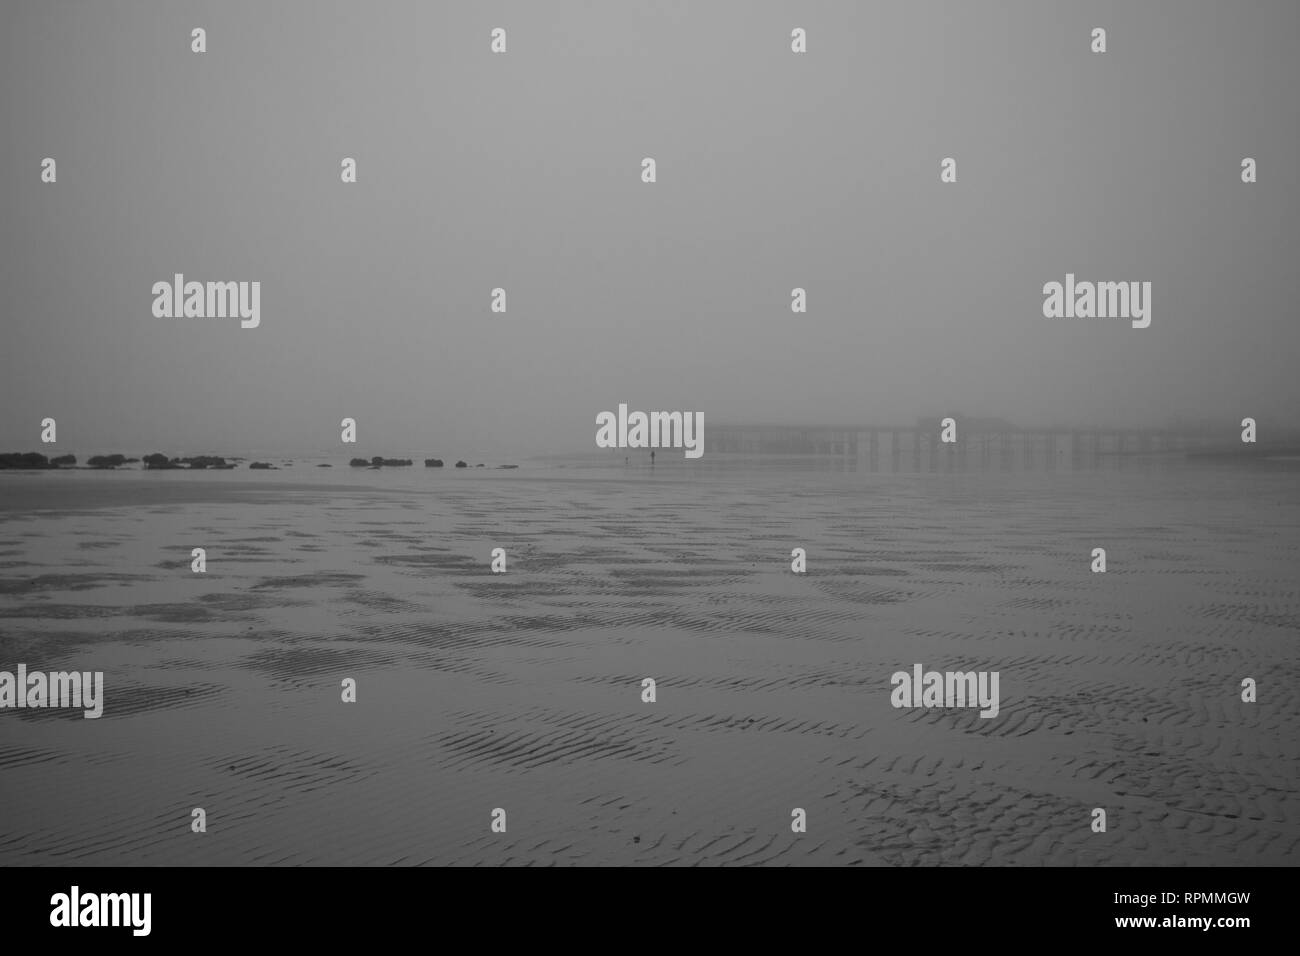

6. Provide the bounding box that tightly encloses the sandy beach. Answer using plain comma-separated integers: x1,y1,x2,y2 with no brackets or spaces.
0,462,1296,865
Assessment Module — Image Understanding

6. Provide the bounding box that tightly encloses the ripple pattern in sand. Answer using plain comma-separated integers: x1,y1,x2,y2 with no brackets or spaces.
0,470,1296,865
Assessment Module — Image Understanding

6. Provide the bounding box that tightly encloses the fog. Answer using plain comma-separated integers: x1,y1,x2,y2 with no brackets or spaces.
2,0,1296,457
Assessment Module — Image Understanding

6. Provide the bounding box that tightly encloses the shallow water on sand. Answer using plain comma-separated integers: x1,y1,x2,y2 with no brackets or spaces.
0,464,1297,865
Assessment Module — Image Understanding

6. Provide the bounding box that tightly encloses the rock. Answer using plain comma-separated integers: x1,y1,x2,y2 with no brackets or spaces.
186,456,228,470
248,461,275,470
497,464,519,469
0,452,55,469
424,458,444,467
369,456,413,467
475,463,485,468
50,455,77,466
454,460,468,468
349,458,369,467
85,455,116,467
143,453,182,470
317,463,332,468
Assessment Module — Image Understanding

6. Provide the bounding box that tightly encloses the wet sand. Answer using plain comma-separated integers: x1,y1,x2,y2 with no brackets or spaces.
0,466,1296,865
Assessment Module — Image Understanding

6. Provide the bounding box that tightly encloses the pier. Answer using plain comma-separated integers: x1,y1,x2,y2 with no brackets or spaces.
703,419,1299,473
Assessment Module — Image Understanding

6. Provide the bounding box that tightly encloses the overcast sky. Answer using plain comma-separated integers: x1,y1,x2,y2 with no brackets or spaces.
2,0,1296,457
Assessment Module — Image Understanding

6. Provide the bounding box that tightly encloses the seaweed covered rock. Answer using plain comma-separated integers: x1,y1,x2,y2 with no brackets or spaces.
0,452,55,469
